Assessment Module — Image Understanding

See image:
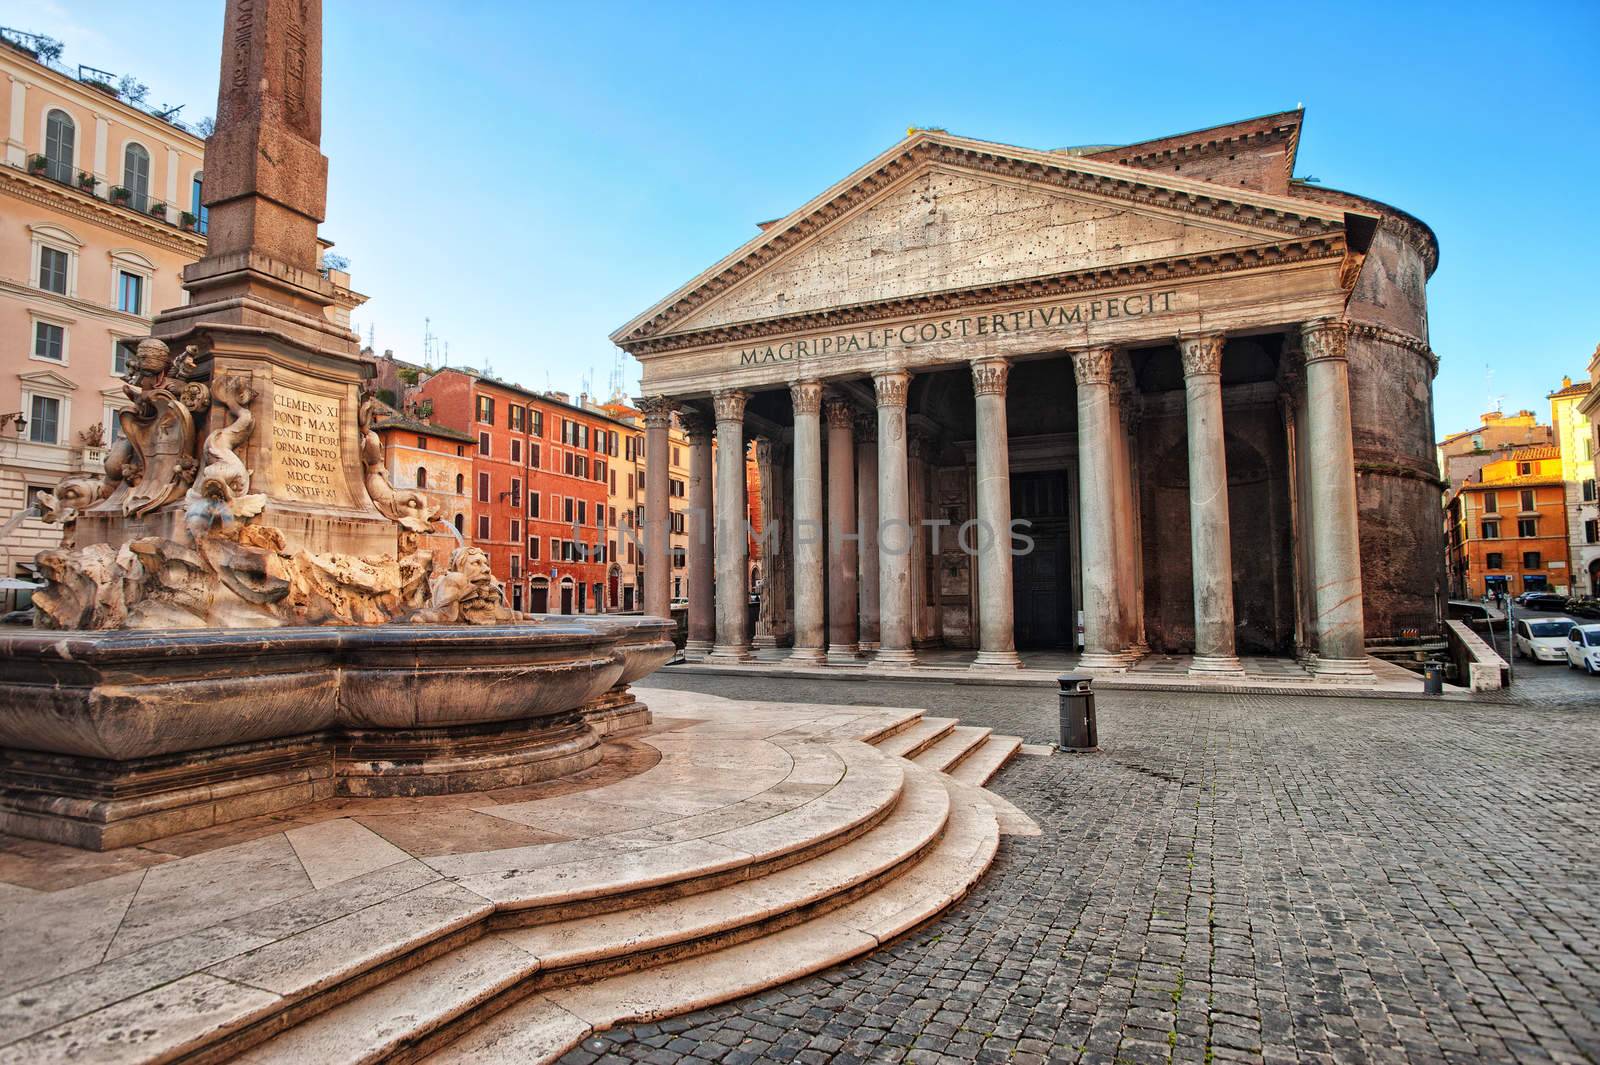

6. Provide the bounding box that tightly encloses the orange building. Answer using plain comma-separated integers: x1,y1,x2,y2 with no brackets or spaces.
1446,446,1570,597
370,404,475,570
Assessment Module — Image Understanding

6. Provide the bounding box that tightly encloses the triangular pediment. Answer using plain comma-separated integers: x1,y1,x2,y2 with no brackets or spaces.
19,369,78,391
615,131,1353,347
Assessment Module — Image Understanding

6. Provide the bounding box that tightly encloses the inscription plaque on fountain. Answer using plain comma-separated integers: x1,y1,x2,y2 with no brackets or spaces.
269,385,352,506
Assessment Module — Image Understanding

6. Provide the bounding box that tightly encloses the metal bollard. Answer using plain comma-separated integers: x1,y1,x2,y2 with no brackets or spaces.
1057,673,1098,752
1423,662,1443,696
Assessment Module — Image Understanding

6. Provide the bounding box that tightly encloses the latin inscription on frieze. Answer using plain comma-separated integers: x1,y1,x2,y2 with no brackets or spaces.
270,387,352,506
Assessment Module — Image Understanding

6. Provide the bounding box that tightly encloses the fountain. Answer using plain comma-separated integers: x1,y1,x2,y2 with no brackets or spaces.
0,0,672,850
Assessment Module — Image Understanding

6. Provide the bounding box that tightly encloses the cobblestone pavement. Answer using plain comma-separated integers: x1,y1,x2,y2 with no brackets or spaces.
561,668,1600,1065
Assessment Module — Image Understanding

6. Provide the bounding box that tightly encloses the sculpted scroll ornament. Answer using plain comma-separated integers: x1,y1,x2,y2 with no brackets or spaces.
1180,336,1226,377
185,374,267,543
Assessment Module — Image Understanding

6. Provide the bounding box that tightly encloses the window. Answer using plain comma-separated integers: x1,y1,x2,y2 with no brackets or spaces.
416,466,427,489
671,511,685,534
477,472,490,502
672,446,681,466
1517,462,1532,476
1485,552,1503,570
528,492,540,518
510,555,521,580
564,497,575,523
117,271,145,315
191,173,209,234
510,518,521,543
478,431,490,457
510,478,522,507
28,395,61,445
113,337,132,375
1481,520,1499,540
577,500,587,525
1517,518,1538,537
627,473,634,499
529,537,540,560
416,436,427,451
531,410,544,436
1584,480,1596,503
670,478,685,498
1483,491,1498,514
509,405,525,431
454,473,464,494
122,143,151,209
454,513,464,534
476,515,490,540
1519,489,1535,512
1587,519,1598,545
1523,552,1542,569
529,443,540,469
33,321,65,362
510,438,522,464
476,395,495,424
44,109,75,183
38,246,69,294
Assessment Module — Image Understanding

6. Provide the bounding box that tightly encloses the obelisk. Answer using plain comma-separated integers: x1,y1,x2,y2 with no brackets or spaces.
140,0,394,557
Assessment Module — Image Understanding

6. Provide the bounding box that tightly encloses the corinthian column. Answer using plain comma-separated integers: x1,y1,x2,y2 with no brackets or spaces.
855,413,881,650
789,381,826,664
1302,318,1372,676
970,358,1022,669
682,411,715,656
874,370,917,666
1180,336,1243,674
1073,347,1129,670
709,390,751,662
639,396,676,620
824,396,860,662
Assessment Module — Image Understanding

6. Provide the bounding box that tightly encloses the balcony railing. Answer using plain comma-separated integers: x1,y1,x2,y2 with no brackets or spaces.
20,159,204,233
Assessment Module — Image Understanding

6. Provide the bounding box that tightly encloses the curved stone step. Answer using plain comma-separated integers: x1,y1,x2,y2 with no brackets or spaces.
230,767,956,1065
947,733,1022,787
418,777,1001,1064
872,716,958,760
910,725,992,774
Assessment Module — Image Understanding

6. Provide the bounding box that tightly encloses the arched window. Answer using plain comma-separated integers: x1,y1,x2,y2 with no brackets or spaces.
122,143,151,209
453,513,464,534
455,473,464,494
44,110,75,184
416,466,427,489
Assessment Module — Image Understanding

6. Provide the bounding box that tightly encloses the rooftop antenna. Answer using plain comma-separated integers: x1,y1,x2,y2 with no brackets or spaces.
1486,365,1504,414
366,323,375,349
423,316,434,365
443,340,449,367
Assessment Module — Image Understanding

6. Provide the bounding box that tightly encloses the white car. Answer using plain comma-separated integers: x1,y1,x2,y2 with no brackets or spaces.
1565,624,1600,675
1516,618,1575,663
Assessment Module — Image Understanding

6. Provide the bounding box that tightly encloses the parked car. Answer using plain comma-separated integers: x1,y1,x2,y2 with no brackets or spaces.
1515,618,1574,663
1519,593,1569,612
1566,598,1600,620
1565,624,1600,674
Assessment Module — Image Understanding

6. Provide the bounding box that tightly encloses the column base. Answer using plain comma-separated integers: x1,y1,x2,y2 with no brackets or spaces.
826,644,862,664
1077,649,1137,673
859,639,881,651
874,647,918,668
1309,656,1374,679
1188,654,1245,675
683,639,714,658
708,644,752,663
970,649,1023,671
788,646,826,665
751,634,777,650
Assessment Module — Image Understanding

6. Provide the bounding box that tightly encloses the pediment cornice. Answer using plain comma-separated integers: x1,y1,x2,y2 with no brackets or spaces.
614,133,1358,347
622,234,1345,357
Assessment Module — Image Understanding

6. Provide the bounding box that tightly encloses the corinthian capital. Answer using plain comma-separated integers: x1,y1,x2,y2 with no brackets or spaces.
790,379,823,416
1301,318,1350,363
1179,335,1225,377
1071,347,1114,388
712,389,748,424
872,369,911,408
823,396,856,430
636,395,676,428
679,411,714,444
971,357,1010,397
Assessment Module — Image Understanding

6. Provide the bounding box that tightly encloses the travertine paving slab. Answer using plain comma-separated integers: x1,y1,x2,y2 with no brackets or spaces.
0,869,144,995
285,819,411,889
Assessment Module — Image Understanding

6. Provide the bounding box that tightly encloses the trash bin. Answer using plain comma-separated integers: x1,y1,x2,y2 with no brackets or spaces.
1057,673,1098,752
1423,662,1443,696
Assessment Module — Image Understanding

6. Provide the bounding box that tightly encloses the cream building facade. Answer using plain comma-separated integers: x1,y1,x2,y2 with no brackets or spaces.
617,113,1443,675
0,41,206,596
1551,375,1600,595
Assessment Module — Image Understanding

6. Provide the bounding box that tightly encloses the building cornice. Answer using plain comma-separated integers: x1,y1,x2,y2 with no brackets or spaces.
614,135,1353,345
2,51,206,151
1347,321,1439,376
622,235,1345,357
0,275,153,330
0,168,207,257
1088,119,1302,189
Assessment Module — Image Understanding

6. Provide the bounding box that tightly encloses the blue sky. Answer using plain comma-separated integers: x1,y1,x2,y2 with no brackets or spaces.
31,0,1600,435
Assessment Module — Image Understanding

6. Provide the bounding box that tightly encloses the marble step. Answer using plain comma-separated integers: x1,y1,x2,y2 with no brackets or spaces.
420,776,1001,1064
910,725,993,774
947,733,1022,787
232,765,957,1065
872,716,958,760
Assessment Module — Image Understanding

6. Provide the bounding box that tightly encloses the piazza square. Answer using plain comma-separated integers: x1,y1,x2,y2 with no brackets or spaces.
0,2,1596,1064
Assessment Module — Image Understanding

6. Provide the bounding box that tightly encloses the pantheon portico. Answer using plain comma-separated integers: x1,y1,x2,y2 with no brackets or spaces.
615,112,1443,675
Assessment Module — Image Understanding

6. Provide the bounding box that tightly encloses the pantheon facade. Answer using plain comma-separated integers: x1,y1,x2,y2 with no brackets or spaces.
615,111,1442,675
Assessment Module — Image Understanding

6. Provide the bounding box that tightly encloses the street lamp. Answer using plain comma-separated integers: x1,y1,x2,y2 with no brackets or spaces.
0,413,26,435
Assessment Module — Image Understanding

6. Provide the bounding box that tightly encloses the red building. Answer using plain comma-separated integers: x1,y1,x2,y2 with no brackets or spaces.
415,369,630,614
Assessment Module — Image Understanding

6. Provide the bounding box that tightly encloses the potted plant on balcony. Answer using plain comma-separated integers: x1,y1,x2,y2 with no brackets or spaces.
26,154,47,175
179,211,197,231
148,201,167,220
77,171,99,192
109,186,132,205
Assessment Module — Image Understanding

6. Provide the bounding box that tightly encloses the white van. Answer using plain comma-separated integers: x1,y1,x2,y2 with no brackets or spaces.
1514,618,1575,663
1565,625,1600,675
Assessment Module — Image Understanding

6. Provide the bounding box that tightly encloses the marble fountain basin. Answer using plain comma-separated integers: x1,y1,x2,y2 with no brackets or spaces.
0,615,676,849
